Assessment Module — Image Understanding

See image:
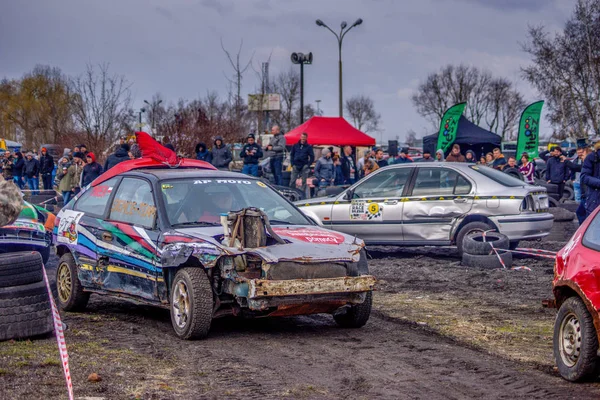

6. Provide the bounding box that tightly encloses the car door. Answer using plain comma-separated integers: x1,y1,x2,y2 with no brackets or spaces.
96,177,161,301
402,166,474,243
60,177,119,288
329,166,414,243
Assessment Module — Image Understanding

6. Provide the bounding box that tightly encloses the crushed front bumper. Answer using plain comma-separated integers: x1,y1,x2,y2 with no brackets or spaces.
245,275,376,312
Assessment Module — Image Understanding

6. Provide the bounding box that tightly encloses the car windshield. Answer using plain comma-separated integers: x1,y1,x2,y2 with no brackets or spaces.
159,177,310,227
469,165,525,187
582,211,600,252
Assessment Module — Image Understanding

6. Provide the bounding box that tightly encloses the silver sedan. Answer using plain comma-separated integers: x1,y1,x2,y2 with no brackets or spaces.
295,163,553,254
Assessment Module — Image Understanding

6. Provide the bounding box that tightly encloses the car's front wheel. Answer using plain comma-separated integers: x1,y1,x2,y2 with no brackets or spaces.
554,296,600,381
170,268,213,340
56,253,90,311
333,291,372,328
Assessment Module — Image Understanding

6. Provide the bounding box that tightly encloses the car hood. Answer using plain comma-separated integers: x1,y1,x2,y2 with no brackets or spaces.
294,196,340,207
170,224,363,264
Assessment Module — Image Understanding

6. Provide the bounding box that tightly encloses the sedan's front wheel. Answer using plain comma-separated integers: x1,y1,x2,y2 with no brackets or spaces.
554,296,600,381
170,268,213,340
333,291,372,328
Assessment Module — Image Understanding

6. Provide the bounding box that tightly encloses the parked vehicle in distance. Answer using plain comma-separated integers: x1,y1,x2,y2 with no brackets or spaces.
53,158,375,339
552,206,600,382
296,163,553,254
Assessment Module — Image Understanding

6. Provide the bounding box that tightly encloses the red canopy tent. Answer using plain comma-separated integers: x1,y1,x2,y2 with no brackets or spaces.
284,116,375,146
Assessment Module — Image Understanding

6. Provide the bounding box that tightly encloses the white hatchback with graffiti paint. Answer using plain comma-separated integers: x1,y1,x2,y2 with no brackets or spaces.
296,163,553,254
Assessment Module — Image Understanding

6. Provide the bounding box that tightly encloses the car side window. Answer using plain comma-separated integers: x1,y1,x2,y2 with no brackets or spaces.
73,178,119,216
412,168,471,197
109,178,157,228
582,212,600,252
353,168,412,199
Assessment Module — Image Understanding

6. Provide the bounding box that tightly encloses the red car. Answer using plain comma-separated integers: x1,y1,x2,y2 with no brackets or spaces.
552,206,600,381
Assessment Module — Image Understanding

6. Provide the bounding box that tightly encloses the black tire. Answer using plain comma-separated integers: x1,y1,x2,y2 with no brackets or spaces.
563,186,574,201
170,268,213,340
0,280,53,341
0,252,43,288
509,241,519,251
462,251,513,269
55,252,90,311
462,232,509,256
455,221,494,256
554,296,600,382
548,196,559,208
333,291,372,328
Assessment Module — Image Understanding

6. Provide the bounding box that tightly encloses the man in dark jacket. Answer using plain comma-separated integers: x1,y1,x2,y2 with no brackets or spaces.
12,151,25,189
375,149,388,167
240,134,263,177
581,143,600,219
417,150,435,162
340,145,356,184
24,152,40,195
195,143,213,163
1,151,14,181
104,144,130,171
314,148,336,188
289,133,314,191
39,147,55,190
211,136,232,170
264,126,286,186
81,152,103,187
394,148,413,164
545,146,569,199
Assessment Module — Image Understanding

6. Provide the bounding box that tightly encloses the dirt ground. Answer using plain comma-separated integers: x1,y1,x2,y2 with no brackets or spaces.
2,221,600,399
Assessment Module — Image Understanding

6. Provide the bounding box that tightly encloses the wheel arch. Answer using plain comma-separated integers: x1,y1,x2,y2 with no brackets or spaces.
452,215,499,243
55,244,71,258
554,282,600,345
163,256,210,299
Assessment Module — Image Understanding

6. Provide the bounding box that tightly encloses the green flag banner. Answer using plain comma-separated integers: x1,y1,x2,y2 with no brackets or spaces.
516,101,543,159
436,102,466,153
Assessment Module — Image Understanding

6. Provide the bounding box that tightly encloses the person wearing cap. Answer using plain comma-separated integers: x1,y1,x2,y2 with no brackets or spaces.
211,136,232,171
56,157,73,204
68,152,85,197
240,134,262,177
104,143,130,171
314,148,336,189
24,152,40,195
418,150,435,162
545,146,569,199
79,144,88,156
394,147,413,164
81,152,103,188
580,142,600,220
39,147,55,190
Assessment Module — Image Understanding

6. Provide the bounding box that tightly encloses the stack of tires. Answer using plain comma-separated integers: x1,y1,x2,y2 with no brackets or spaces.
461,231,513,269
0,252,53,341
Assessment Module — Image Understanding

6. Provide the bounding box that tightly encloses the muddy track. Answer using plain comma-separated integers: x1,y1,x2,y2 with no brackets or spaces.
0,245,598,399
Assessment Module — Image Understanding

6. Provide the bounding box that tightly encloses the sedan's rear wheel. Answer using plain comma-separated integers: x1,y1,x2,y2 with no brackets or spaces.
170,268,213,340
554,296,600,381
456,221,493,257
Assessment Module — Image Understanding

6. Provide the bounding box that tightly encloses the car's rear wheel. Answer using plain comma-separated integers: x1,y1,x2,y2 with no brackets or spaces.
333,291,372,328
170,268,213,340
554,296,600,381
56,253,89,311
456,221,493,257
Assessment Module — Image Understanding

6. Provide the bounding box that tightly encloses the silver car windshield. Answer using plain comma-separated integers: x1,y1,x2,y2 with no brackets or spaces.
469,165,525,187
159,178,310,227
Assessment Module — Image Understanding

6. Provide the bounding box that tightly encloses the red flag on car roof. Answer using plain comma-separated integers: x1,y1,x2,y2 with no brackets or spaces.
135,131,178,165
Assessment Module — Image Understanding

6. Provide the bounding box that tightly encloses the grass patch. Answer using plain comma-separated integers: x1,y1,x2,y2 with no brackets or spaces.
374,291,555,366
0,368,10,375
41,357,60,367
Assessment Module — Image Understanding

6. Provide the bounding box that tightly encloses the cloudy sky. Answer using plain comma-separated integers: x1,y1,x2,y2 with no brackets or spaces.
1,0,574,142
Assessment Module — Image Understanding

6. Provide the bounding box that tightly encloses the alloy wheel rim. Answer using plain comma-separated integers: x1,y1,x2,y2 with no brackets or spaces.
172,280,190,329
559,312,582,367
57,262,72,303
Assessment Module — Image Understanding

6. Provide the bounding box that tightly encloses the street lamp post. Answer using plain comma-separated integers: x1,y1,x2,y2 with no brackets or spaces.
315,100,322,116
291,52,313,125
138,108,146,132
315,18,363,117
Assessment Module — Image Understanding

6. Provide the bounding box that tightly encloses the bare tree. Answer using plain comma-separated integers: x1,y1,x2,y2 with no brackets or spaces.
344,95,381,133
405,130,417,147
220,38,254,122
70,63,132,151
411,64,524,138
522,0,600,138
271,68,301,132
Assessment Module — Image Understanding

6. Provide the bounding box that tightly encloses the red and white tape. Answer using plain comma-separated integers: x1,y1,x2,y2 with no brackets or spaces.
42,265,74,400
482,231,507,269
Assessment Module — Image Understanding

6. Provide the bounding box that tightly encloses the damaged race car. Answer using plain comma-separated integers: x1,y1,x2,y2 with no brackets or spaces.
53,150,375,339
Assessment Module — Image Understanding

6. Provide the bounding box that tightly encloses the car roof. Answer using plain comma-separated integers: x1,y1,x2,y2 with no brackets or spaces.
129,168,255,180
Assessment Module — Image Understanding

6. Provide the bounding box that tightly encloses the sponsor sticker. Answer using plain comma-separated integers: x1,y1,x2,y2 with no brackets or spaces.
272,227,345,245
350,200,383,221
56,210,84,245
256,181,267,188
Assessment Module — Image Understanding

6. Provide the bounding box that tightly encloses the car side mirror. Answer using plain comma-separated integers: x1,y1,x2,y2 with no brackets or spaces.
344,188,354,201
